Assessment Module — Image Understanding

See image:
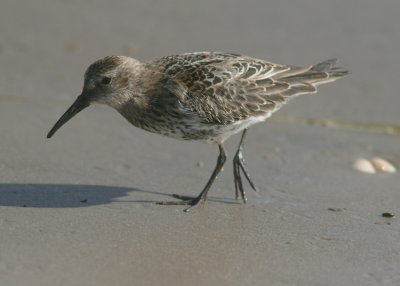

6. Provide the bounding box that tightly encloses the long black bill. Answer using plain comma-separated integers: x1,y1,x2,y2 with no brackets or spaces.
47,95,90,138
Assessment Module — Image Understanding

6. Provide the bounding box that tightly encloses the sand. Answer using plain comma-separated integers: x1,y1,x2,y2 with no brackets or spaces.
1,1,400,285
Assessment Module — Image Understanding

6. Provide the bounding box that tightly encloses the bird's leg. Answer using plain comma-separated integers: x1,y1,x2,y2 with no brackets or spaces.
157,144,227,212
233,128,258,203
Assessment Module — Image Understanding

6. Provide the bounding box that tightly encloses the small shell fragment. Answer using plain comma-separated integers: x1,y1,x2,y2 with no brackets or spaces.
371,157,396,173
353,158,376,174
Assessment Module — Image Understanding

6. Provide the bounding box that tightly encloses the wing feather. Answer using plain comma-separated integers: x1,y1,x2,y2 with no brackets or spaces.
162,53,347,125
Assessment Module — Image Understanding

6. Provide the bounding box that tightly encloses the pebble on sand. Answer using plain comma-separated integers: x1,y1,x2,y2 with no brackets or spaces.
353,158,376,174
371,157,396,173
353,157,396,174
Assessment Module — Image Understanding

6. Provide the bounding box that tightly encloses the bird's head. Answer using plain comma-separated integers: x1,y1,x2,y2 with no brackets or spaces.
47,56,143,138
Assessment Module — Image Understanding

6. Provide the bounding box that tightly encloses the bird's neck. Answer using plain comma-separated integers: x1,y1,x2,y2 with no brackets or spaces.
115,94,150,127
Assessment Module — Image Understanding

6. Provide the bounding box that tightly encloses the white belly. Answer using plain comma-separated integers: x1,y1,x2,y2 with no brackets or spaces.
163,113,272,143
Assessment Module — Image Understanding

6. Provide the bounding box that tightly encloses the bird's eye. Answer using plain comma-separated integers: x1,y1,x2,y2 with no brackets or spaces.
101,77,112,85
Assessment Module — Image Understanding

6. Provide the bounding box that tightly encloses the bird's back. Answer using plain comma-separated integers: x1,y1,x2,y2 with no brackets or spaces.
133,52,347,142
158,53,346,120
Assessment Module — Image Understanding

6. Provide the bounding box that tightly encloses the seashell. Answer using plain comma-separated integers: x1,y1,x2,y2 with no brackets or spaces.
371,157,396,173
353,158,376,174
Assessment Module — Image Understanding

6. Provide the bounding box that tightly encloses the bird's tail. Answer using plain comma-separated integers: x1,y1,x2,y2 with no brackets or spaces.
274,59,348,97
308,58,348,84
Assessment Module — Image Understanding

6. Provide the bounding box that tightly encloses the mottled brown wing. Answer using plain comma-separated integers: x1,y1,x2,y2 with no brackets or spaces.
164,53,347,125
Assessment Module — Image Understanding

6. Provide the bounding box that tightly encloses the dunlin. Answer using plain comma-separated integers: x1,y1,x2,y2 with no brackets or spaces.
47,52,347,211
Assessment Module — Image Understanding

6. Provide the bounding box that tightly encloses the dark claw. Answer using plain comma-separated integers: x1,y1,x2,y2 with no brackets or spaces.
156,194,204,212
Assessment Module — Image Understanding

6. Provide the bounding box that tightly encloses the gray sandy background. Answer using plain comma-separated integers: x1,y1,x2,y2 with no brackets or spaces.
1,0,400,285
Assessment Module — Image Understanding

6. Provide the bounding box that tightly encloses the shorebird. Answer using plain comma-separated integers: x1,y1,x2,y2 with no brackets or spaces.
47,52,347,211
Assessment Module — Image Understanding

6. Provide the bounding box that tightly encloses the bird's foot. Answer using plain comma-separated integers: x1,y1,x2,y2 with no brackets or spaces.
233,150,258,203
156,194,205,212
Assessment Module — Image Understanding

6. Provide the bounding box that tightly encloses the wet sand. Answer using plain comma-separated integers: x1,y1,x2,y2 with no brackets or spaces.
1,1,399,285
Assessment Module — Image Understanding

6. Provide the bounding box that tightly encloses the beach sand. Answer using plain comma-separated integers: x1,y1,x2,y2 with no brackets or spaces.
1,1,399,285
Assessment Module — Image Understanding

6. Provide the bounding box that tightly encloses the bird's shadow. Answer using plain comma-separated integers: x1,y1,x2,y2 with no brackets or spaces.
0,183,165,208
0,183,239,208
